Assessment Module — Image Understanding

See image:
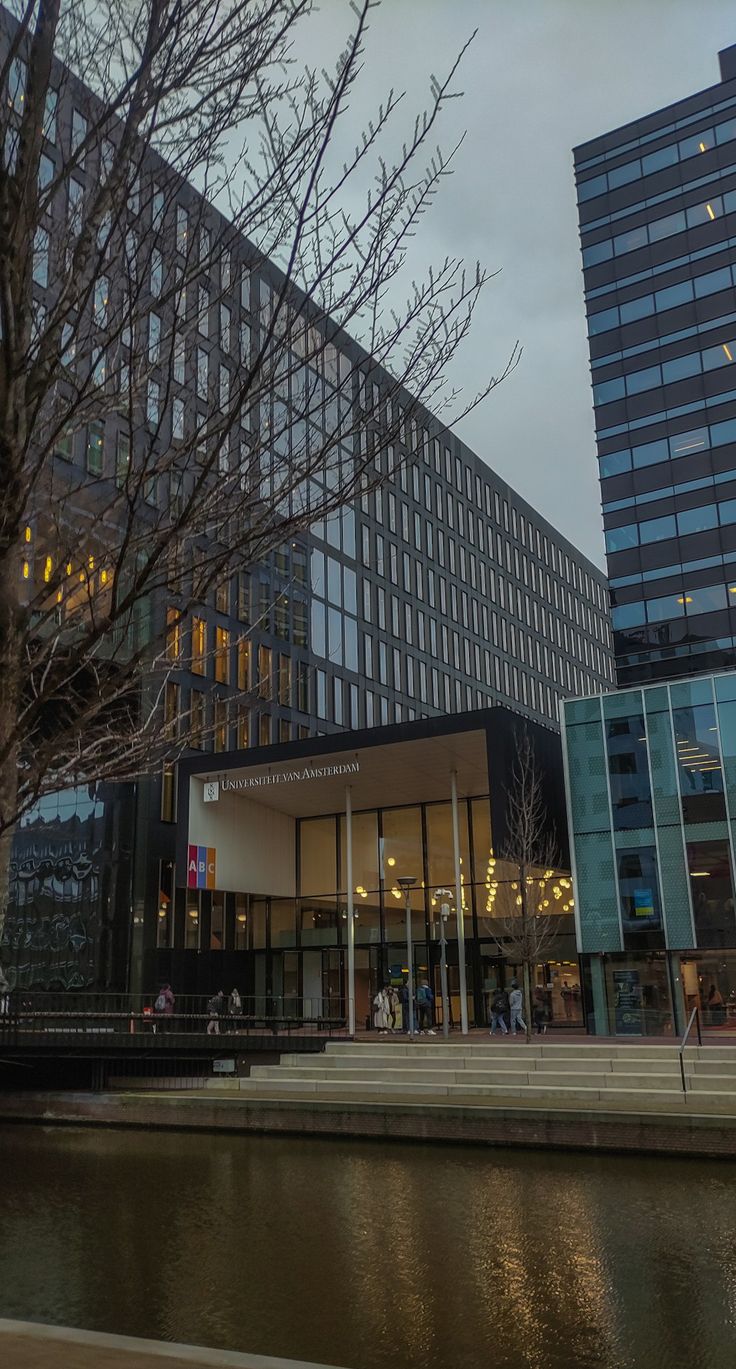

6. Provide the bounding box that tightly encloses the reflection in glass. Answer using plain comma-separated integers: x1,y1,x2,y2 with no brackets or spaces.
688,840,736,949
300,817,337,895
605,715,652,829
617,847,663,948
673,704,725,823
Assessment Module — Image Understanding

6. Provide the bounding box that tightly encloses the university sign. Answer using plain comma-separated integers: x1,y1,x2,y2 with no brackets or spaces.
207,759,360,796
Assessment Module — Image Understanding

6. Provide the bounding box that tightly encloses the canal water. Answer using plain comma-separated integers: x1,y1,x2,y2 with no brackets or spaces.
1,1126,736,1369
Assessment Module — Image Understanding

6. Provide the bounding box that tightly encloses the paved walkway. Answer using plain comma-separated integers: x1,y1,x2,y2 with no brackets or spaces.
0,1321,342,1369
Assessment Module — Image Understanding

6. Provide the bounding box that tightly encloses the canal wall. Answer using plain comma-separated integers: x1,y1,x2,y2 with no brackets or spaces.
2,1089,736,1159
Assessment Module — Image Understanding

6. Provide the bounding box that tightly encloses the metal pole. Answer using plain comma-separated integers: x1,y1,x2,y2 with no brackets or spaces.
451,770,469,1035
346,785,355,1037
440,903,450,1039
406,891,415,1036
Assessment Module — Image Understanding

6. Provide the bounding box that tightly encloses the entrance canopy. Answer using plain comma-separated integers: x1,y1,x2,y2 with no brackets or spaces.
177,714,492,899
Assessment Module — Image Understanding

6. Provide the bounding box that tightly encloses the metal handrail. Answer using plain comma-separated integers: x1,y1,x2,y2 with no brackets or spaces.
678,1005,702,1095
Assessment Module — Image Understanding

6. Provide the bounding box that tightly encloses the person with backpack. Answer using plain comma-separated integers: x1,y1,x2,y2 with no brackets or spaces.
207,988,225,1035
416,980,436,1034
154,984,175,1032
489,986,509,1035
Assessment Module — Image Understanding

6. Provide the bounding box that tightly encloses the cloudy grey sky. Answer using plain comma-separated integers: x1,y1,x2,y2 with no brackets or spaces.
299,0,736,568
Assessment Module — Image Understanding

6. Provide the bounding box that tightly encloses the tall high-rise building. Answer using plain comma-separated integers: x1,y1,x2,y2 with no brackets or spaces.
575,44,736,688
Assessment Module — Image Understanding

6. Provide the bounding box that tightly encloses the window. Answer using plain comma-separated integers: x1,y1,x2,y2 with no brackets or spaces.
191,617,207,675
115,431,130,485
166,608,181,661
176,205,188,253
71,109,87,156
214,626,230,684
172,397,184,441
32,228,49,286
161,763,176,822
214,697,227,752
86,421,104,475
258,645,271,699
617,848,662,939
605,714,652,830
147,380,159,426
677,505,717,537
190,691,205,748
673,703,725,824
688,840,736,949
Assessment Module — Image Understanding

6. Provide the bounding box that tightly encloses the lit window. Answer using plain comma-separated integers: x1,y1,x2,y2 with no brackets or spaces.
191,617,207,675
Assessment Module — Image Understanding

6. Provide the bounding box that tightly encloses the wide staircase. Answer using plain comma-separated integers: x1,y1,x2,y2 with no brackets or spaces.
231,1040,736,1112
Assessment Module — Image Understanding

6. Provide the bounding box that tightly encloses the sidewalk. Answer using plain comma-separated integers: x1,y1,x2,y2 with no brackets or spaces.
0,1320,342,1369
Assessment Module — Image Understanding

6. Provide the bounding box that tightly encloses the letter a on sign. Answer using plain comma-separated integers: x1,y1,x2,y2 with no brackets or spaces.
187,844,216,889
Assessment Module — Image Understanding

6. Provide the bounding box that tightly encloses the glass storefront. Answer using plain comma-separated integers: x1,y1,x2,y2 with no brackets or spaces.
165,791,579,1029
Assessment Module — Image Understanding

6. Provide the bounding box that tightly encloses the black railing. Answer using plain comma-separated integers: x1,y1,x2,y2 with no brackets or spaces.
0,991,348,1049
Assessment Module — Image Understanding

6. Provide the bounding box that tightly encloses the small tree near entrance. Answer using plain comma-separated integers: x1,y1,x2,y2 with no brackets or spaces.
494,732,562,1041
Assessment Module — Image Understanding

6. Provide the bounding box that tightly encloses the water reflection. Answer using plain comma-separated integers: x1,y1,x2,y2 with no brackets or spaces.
1,1127,736,1368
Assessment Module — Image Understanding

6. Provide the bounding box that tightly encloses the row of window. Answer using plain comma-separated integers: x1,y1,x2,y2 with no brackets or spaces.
587,232,736,308
577,115,736,201
611,546,736,591
594,338,736,409
612,581,736,630
589,263,736,341
576,89,736,171
583,192,735,270
606,496,736,554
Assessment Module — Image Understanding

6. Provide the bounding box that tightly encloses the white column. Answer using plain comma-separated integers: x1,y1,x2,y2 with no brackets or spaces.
346,785,355,1037
451,769,469,1035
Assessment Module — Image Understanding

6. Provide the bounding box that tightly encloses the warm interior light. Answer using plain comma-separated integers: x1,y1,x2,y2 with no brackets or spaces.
188,908,198,918
722,343,734,362
43,556,52,582
21,560,29,579
237,913,247,922
100,568,108,585
386,856,396,867
699,140,707,152
24,526,31,542
706,202,716,220
690,871,710,877
677,595,693,604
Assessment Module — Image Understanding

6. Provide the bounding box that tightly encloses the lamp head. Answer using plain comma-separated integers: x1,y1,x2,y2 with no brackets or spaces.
396,875,417,891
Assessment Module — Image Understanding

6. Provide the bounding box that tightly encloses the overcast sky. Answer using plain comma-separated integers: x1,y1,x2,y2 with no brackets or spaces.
299,0,736,568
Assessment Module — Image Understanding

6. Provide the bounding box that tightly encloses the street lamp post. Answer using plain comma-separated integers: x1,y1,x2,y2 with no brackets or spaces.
397,875,417,1037
434,887,453,1039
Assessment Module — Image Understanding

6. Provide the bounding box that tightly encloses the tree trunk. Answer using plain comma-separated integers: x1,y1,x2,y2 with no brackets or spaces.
522,958,533,1044
0,549,22,961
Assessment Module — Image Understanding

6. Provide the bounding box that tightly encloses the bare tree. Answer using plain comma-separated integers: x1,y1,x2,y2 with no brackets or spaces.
489,732,562,1040
0,0,517,944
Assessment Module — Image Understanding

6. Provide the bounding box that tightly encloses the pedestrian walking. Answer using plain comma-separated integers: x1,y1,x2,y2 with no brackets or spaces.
207,989,225,1035
416,980,436,1034
489,986,509,1035
509,979,526,1035
229,987,242,1030
533,986,547,1035
386,986,399,1032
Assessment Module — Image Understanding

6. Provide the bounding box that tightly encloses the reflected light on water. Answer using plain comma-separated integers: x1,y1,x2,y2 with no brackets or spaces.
1,1127,736,1369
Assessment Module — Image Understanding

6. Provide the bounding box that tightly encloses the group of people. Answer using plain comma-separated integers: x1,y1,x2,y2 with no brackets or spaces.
373,980,436,1034
489,981,548,1036
152,984,243,1033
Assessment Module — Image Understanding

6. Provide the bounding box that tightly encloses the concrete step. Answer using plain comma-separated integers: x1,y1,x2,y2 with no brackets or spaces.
690,1059,736,1076
238,1076,712,1106
248,1063,691,1093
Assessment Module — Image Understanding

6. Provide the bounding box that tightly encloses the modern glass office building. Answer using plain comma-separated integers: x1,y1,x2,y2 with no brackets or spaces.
563,671,736,1035
1,12,613,998
574,43,736,688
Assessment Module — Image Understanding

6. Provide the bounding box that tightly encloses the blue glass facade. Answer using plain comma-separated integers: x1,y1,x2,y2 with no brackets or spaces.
574,43,736,688
563,672,736,1034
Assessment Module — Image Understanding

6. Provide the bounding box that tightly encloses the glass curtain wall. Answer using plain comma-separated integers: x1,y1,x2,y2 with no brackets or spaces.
294,796,576,1030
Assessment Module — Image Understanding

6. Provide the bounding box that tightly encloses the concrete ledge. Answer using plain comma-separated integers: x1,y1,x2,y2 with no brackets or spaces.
2,1089,736,1158
0,1319,342,1369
